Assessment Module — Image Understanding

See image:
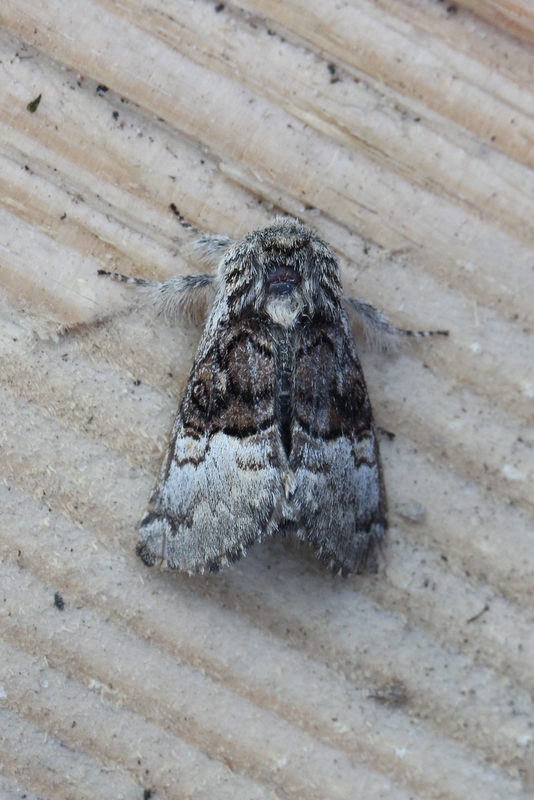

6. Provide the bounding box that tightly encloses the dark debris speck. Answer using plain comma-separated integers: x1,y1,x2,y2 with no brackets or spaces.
27,93,42,113
54,592,65,611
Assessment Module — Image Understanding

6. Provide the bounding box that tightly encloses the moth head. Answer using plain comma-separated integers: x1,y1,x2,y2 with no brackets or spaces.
220,217,343,324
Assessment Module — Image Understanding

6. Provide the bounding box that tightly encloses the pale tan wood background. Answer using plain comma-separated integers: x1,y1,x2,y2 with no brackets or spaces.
0,1,533,798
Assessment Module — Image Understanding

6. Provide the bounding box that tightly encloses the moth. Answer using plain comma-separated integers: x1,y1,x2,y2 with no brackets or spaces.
99,214,446,576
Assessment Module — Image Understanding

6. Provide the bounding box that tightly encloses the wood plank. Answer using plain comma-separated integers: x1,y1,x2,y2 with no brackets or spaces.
0,1,533,797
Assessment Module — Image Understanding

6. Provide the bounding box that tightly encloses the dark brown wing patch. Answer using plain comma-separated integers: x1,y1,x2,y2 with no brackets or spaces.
180,318,276,441
294,325,373,441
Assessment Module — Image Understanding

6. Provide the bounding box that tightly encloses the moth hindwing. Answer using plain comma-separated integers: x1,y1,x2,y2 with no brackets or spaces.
104,217,413,576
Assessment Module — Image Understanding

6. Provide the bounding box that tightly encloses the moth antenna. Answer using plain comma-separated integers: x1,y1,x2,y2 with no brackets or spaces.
345,296,448,352
396,327,449,339
169,202,203,235
97,269,158,288
98,269,216,322
170,203,235,268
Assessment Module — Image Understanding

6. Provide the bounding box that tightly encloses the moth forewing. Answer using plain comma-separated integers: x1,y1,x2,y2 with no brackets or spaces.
289,312,387,576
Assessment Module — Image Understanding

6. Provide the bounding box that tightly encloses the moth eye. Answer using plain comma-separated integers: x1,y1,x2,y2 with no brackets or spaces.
266,265,300,296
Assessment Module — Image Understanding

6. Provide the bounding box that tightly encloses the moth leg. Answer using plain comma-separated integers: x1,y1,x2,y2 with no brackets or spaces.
345,296,449,352
98,269,216,321
170,203,235,269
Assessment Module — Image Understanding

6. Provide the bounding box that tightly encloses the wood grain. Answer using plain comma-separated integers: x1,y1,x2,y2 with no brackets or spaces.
0,1,533,798
457,0,534,46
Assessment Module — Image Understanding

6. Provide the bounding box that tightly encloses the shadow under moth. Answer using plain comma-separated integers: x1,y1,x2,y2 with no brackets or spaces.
99,214,447,576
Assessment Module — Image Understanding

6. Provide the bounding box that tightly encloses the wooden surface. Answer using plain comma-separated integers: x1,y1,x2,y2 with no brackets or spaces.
457,0,534,45
0,0,533,798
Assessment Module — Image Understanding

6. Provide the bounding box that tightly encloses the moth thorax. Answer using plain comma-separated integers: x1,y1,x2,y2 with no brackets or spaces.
265,293,303,327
